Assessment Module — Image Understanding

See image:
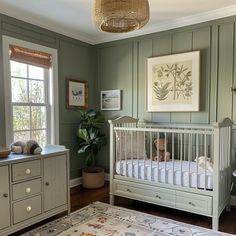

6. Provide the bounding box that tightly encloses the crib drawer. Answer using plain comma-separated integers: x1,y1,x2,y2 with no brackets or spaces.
176,191,212,216
114,180,175,207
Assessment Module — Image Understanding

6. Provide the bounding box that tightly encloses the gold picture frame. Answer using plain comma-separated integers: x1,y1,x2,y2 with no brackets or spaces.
67,79,88,109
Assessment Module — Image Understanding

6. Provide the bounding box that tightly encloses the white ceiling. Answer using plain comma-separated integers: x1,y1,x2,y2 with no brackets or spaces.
0,0,236,45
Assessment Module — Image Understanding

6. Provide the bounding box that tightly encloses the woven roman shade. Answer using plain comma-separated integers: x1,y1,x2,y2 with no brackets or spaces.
9,45,52,69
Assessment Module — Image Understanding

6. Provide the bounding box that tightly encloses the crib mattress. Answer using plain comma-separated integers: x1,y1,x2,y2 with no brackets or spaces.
115,160,213,189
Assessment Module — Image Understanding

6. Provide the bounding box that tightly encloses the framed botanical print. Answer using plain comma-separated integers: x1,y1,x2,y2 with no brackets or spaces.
146,51,200,112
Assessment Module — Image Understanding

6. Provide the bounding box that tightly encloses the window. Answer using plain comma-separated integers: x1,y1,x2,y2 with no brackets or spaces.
3,36,59,147
10,61,49,146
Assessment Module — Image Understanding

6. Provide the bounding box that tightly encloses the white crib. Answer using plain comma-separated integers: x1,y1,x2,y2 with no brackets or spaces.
109,116,233,231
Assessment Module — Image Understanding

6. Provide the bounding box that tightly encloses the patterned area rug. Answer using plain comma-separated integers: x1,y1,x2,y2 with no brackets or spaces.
21,202,232,236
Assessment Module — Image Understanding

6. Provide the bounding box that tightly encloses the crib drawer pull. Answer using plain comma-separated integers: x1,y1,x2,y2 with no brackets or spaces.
188,201,195,206
126,189,132,193
26,206,32,213
26,187,31,194
155,194,161,199
25,169,31,175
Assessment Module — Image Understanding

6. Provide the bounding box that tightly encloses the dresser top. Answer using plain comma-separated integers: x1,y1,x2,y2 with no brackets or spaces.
0,145,69,165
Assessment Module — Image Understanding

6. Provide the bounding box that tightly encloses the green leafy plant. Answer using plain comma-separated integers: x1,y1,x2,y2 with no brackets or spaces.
77,109,107,167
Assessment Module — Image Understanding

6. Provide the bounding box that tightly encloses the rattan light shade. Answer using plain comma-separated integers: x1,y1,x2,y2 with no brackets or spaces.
94,0,150,33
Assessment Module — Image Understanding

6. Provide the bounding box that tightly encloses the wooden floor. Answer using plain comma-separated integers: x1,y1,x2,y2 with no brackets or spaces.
11,182,236,235
71,182,236,235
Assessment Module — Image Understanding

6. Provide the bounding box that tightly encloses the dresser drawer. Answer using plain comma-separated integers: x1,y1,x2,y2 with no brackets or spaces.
12,178,41,201
13,195,42,224
176,191,212,216
12,160,41,182
114,180,175,207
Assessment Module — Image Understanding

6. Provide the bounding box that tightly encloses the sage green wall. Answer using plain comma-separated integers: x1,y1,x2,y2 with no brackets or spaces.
0,14,96,179
96,16,236,191
1,12,236,184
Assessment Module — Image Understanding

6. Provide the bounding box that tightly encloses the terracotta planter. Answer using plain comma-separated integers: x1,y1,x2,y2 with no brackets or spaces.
82,166,105,189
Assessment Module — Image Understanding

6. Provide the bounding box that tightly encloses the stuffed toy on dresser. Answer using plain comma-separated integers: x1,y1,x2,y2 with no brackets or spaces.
10,140,42,154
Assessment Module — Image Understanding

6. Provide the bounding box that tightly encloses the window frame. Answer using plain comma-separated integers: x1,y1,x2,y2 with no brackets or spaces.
2,36,59,146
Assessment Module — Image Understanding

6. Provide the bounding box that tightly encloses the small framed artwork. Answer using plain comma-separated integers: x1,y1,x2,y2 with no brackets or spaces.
101,90,121,110
67,79,88,109
146,51,200,112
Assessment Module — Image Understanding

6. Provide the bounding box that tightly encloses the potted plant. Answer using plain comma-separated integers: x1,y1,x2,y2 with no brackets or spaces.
77,109,107,189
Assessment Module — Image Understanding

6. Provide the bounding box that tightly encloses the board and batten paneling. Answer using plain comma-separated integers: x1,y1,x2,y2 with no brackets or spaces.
234,23,236,123
0,13,96,179
96,42,135,170
97,27,212,125
191,27,211,124
217,22,234,122
98,42,134,119
58,40,96,179
170,30,193,123
96,16,236,174
152,34,172,123
137,38,153,121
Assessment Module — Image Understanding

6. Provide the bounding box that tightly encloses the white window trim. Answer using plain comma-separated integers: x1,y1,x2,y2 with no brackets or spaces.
2,35,59,146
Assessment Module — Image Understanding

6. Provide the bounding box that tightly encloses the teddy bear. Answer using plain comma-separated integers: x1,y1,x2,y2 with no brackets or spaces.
10,140,42,155
152,134,171,161
195,156,213,172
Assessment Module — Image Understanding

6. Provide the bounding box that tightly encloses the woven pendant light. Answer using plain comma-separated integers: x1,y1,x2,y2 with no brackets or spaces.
93,0,150,33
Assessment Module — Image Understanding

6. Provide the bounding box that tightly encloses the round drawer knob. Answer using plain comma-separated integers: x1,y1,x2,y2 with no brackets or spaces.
45,182,50,186
26,206,32,212
25,169,31,175
188,202,195,206
26,187,31,193
3,193,8,198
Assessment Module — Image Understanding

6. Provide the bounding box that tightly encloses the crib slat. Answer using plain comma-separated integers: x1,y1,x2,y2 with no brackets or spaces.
196,133,199,189
143,131,146,180
172,133,175,185
184,133,186,161
164,132,167,184
137,131,140,179
119,130,122,175
131,131,134,178
125,130,128,177
188,133,191,188
150,132,153,181
204,133,207,190
180,133,183,187
157,132,160,183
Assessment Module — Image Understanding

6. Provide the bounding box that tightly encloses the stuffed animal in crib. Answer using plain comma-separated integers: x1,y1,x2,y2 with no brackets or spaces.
10,140,42,155
195,156,213,172
152,135,171,162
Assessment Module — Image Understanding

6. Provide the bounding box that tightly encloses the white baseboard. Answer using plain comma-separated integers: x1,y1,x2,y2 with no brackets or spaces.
70,173,110,188
231,195,236,206
104,173,110,181
69,177,82,188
